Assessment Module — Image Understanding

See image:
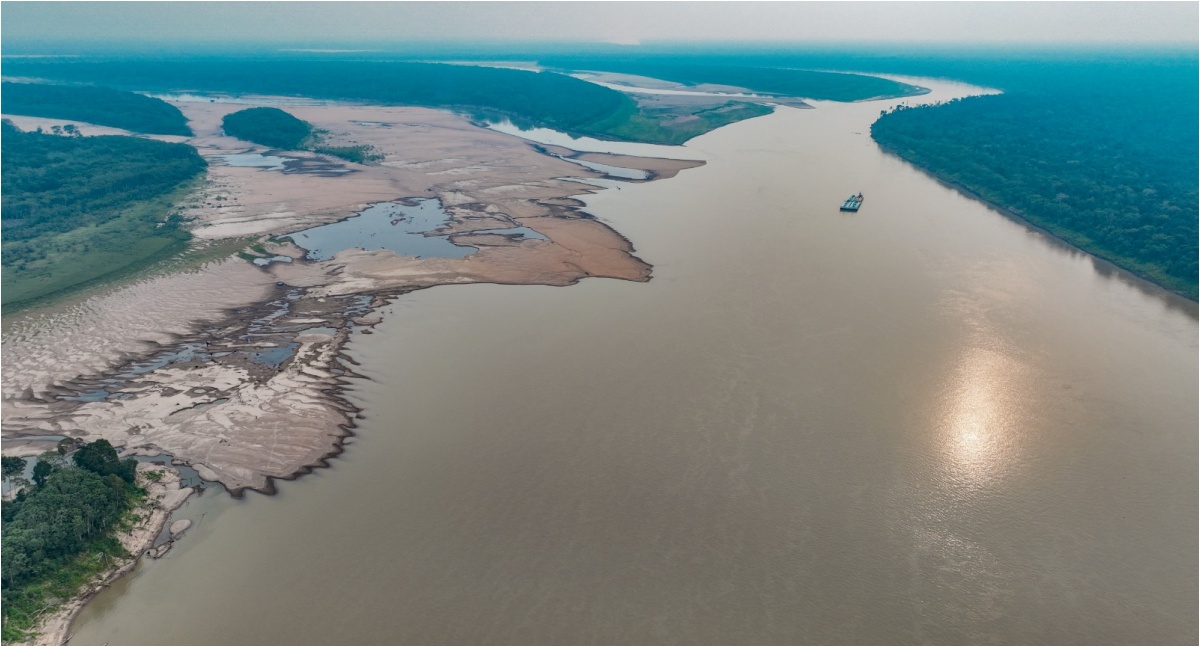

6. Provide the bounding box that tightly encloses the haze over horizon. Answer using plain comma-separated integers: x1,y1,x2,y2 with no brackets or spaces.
3,1,1197,49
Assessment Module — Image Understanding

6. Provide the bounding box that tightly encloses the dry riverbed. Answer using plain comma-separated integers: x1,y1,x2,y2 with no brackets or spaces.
2,99,704,494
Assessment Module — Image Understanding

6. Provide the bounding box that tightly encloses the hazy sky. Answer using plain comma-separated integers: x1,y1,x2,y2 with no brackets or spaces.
3,2,1197,46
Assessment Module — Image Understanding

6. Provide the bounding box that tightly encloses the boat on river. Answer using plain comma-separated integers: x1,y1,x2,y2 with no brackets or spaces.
840,193,864,212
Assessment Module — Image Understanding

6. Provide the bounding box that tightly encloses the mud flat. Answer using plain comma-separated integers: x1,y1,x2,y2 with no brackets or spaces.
1,98,704,495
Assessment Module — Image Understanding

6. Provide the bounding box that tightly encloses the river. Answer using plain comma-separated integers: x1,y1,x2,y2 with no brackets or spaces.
68,78,1197,644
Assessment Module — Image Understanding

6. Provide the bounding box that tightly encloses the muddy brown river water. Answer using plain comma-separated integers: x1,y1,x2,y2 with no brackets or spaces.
68,79,1197,644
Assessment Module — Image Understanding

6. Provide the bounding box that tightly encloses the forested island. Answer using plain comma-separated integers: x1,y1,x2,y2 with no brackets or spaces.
222,106,383,163
2,82,192,136
1,121,207,307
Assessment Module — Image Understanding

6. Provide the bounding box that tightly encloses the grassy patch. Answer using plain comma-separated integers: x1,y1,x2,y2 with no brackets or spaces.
597,101,774,145
1,183,197,309
311,144,384,164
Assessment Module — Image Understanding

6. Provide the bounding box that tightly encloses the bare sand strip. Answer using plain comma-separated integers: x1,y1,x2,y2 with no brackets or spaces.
3,100,703,496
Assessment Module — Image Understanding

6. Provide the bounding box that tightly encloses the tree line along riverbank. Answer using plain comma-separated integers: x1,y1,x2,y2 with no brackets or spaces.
869,65,1197,298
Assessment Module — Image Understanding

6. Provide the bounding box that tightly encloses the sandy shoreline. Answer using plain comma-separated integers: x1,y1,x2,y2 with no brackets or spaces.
2,99,704,493
2,97,707,643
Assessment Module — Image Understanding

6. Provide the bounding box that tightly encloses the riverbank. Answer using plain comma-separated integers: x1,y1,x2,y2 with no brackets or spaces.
873,139,1199,302
1,98,705,494
19,464,194,646
58,73,1199,644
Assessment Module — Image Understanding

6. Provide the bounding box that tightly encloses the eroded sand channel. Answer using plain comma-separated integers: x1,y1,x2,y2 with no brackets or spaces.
1,98,704,494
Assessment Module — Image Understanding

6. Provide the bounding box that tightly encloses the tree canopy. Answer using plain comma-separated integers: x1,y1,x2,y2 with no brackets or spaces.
1,59,634,138
1,440,139,591
1,121,207,307
2,82,192,135
871,58,1198,297
1,121,205,241
222,106,312,149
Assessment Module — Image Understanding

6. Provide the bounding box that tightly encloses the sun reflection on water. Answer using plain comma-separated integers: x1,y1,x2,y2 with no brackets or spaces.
937,346,1028,493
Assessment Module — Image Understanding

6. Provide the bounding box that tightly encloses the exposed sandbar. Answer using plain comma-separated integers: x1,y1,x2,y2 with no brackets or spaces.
2,98,704,495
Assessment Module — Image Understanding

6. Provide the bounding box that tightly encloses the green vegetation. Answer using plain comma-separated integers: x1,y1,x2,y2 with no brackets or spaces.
2,81,192,135
1,59,635,139
542,59,926,101
870,62,1198,297
220,107,384,162
221,106,311,149
1,121,207,308
601,100,773,145
1,440,144,642
310,143,384,164
0,58,798,144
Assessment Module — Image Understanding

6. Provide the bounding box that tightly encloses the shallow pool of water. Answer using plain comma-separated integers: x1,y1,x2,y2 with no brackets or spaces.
252,255,293,267
288,199,476,261
245,343,298,368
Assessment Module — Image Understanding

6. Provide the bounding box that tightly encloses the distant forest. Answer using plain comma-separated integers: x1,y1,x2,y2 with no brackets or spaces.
2,82,192,135
1,60,635,141
540,58,926,101
1,121,206,306
543,50,1198,297
866,55,1198,297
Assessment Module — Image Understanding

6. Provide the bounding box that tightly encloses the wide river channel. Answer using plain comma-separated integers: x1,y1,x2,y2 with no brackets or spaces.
70,78,1197,644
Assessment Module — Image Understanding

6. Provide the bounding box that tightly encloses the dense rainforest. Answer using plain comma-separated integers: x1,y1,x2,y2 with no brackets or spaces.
1,121,207,307
854,52,1197,297
872,91,1197,296
2,81,192,135
1,440,144,642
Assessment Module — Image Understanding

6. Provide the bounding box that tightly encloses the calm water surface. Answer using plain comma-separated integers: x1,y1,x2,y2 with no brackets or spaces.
70,78,1197,644
289,199,476,261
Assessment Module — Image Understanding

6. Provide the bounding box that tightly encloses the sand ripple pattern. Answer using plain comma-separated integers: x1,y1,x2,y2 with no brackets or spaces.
2,259,272,401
